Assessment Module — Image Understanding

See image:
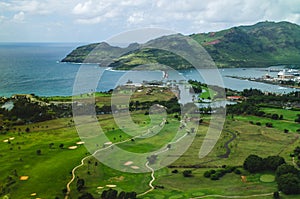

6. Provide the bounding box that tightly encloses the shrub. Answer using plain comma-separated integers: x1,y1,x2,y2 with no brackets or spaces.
172,169,178,174
266,122,273,128
182,170,193,177
277,173,300,195
234,169,242,175
273,191,280,199
210,174,219,180
204,171,211,178
243,155,264,173
275,164,299,180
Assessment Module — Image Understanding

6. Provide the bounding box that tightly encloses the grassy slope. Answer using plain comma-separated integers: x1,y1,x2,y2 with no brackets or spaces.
1,107,300,198
0,118,87,199
62,21,300,69
191,21,300,67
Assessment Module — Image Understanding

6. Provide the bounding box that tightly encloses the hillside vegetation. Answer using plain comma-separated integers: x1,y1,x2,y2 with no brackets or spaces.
62,21,300,68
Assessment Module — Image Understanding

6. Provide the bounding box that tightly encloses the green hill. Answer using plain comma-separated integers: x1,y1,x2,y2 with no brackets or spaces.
192,21,300,67
62,21,300,69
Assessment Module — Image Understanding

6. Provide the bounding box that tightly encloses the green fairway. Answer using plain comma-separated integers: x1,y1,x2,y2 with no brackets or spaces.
234,113,300,133
199,87,217,100
0,118,88,199
1,108,300,198
260,107,300,122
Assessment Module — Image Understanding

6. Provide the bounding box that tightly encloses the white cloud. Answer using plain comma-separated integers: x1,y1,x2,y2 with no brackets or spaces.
1,0,300,42
72,0,93,15
127,12,144,24
69,0,299,31
13,11,25,22
75,16,103,24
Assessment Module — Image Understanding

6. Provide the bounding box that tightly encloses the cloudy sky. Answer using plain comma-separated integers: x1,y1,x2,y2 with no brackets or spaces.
0,0,300,42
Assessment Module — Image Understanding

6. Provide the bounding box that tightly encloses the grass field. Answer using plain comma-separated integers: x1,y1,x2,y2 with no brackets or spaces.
260,107,300,122
199,87,217,100
234,108,300,133
1,108,300,199
0,118,87,198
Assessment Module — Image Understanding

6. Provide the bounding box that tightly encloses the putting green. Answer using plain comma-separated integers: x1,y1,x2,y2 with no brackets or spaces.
260,174,275,183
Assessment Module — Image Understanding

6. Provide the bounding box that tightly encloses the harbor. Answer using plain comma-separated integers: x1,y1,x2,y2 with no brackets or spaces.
226,68,300,90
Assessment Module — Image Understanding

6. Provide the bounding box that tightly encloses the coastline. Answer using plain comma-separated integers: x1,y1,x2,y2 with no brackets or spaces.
226,75,300,90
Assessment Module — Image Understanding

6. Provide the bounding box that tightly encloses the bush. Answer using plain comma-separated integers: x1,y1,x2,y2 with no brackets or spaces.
203,171,211,178
209,169,216,174
225,166,235,173
271,114,279,120
275,164,299,180
277,173,300,194
243,155,264,173
273,191,280,199
172,169,178,174
210,174,219,180
266,122,273,128
263,156,286,171
234,169,242,175
182,170,193,177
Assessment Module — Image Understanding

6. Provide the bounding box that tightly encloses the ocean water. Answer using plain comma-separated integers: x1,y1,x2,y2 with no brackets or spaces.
0,43,298,97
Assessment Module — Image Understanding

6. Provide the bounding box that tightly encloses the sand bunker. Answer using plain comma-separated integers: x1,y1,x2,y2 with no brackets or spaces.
68,146,78,150
20,176,29,181
131,166,140,169
106,184,117,188
30,193,37,196
97,186,104,189
9,137,15,140
3,139,8,143
124,161,133,166
76,141,85,145
104,142,112,145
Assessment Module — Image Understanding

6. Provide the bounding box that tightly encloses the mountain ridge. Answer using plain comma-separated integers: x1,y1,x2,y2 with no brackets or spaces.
62,21,300,69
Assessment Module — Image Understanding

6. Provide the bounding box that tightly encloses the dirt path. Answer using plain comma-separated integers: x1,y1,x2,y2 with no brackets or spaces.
137,161,155,197
218,130,236,158
64,118,167,199
137,132,189,197
65,118,191,198
64,136,139,199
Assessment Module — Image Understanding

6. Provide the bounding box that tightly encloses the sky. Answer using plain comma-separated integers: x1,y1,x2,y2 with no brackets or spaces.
0,0,300,43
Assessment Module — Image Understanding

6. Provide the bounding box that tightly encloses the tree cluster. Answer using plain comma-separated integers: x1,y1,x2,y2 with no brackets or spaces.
204,166,237,180
243,155,285,173
243,155,300,195
101,189,137,199
276,164,300,195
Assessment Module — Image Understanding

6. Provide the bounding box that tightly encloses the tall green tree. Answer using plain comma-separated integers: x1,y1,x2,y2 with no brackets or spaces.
243,154,264,173
277,173,300,194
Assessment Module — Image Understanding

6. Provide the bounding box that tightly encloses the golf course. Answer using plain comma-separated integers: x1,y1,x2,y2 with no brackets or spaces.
0,86,300,199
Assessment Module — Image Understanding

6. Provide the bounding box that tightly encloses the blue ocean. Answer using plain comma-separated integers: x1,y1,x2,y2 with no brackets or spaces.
0,43,298,97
